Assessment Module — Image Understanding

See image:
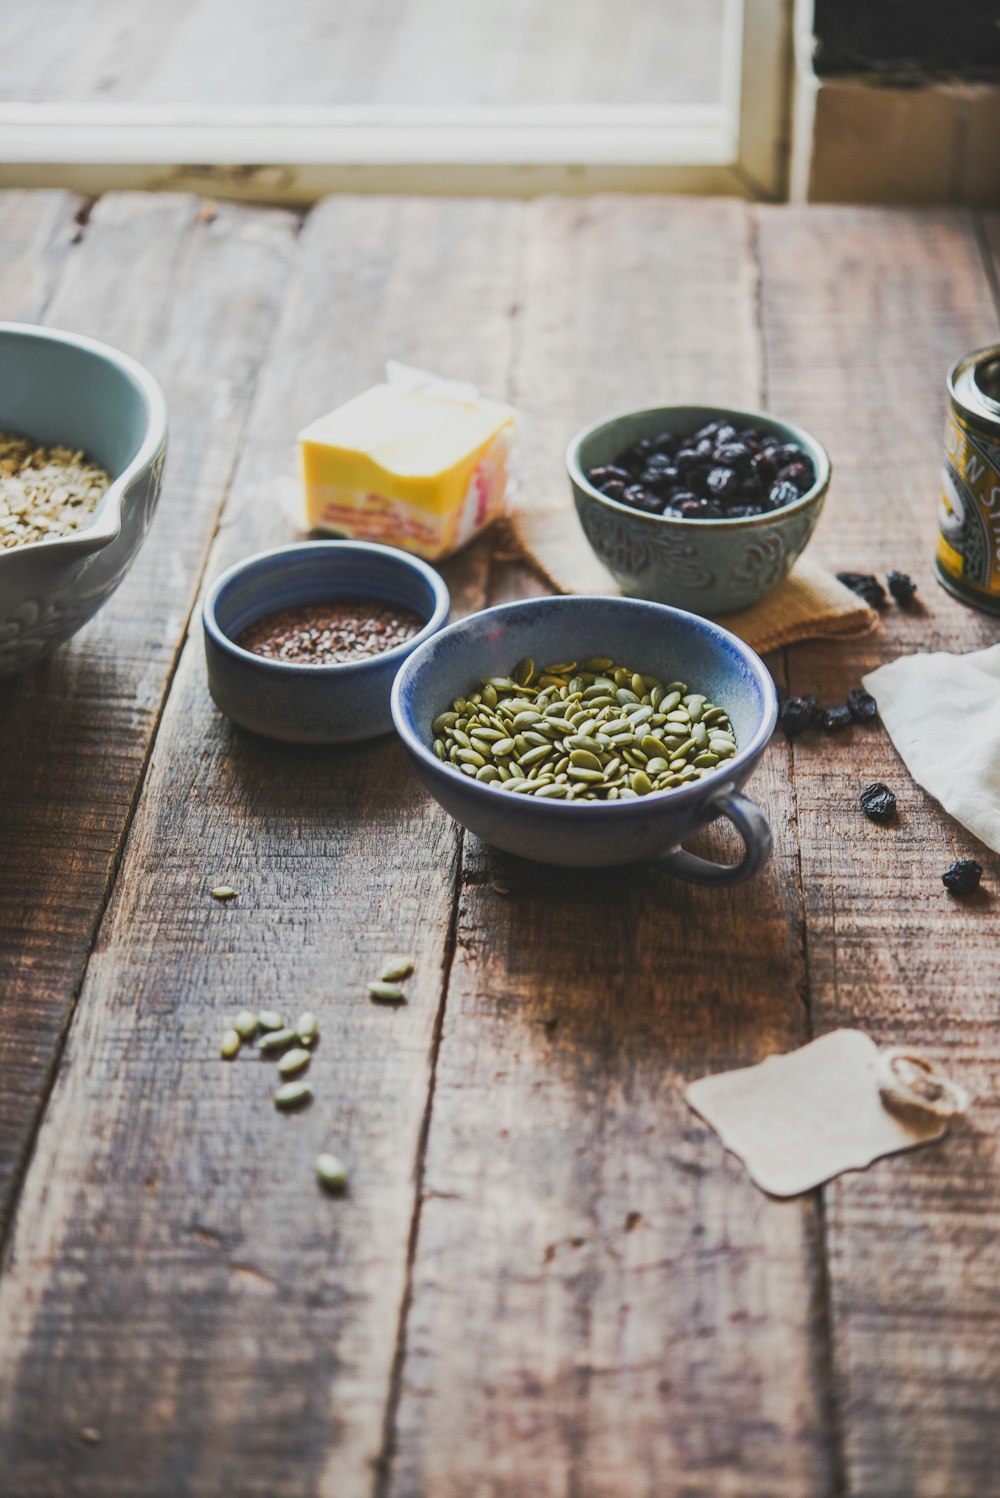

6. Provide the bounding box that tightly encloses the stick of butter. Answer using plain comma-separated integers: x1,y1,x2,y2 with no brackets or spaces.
298,383,516,561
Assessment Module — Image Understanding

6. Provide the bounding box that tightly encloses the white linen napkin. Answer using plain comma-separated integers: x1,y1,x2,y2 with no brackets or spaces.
863,643,1000,854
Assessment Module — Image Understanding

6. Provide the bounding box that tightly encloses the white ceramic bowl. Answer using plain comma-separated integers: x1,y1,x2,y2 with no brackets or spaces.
0,323,168,677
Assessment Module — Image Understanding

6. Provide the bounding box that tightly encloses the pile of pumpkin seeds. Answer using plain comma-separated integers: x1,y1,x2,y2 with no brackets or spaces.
218,1008,347,1192
431,656,737,800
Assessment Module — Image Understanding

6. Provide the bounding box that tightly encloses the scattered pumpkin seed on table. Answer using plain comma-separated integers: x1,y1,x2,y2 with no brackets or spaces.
277,1047,312,1076
257,1011,286,1032
219,1028,241,1059
232,1010,259,1041
369,981,406,1004
259,1027,297,1052
380,956,414,982
211,885,238,900
431,657,736,799
273,1080,312,1109
316,1153,348,1192
295,1011,319,1045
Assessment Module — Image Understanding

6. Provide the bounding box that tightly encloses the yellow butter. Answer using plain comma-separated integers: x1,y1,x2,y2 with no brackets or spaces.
298,383,516,561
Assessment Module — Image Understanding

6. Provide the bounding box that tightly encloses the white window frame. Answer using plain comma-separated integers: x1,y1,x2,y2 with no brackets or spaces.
0,0,793,202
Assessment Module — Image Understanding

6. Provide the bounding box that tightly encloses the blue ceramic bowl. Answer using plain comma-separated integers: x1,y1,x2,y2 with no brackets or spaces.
391,595,778,885
203,541,450,744
568,404,831,614
0,322,168,676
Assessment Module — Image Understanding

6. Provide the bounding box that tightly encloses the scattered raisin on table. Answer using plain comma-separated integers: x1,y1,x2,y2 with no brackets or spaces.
886,569,918,605
942,860,982,896
836,572,887,609
779,695,821,739
821,705,853,731
860,782,897,824
846,687,878,723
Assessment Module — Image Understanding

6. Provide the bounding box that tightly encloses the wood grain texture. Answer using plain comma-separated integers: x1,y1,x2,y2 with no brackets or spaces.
0,189,82,321
756,204,1000,1498
386,198,834,1498
0,197,522,1498
0,191,299,1236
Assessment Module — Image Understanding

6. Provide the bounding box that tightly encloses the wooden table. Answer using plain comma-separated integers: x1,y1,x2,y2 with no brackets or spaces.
0,190,998,1498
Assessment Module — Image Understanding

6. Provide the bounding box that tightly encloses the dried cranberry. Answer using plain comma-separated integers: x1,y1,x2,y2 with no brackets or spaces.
600,480,626,500
714,442,753,470
706,466,739,499
587,465,630,486
650,432,679,457
774,443,803,466
846,687,878,723
751,451,776,484
694,419,725,441
942,860,982,896
836,572,886,609
674,447,702,471
621,438,653,468
779,695,821,739
860,782,897,824
726,504,763,517
777,461,814,492
886,570,918,605
676,498,708,518
639,467,680,496
767,480,801,511
622,484,664,514
821,705,852,731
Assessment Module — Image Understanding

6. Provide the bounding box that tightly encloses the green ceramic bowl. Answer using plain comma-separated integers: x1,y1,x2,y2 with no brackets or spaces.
567,405,831,615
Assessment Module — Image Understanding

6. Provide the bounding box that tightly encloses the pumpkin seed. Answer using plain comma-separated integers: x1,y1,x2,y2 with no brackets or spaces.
316,1152,348,1192
259,1027,297,1052
211,886,238,901
220,1028,241,1059
277,1047,312,1076
381,956,414,981
369,981,406,1003
273,1080,312,1110
490,879,511,894
295,1012,319,1044
430,662,736,801
258,1011,286,1031
232,1010,259,1041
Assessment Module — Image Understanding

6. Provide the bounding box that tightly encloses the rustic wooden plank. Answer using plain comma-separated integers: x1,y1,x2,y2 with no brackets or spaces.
756,204,1000,1498
386,198,833,1498
0,191,299,1237
0,189,83,320
0,197,523,1497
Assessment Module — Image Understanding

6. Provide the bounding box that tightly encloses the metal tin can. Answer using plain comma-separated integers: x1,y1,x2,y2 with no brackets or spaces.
936,345,1000,614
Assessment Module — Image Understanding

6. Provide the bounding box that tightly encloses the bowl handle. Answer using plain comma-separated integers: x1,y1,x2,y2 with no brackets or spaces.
650,786,772,887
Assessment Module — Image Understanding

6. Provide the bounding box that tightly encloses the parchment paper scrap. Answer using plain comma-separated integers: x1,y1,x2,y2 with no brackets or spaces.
685,1029,947,1198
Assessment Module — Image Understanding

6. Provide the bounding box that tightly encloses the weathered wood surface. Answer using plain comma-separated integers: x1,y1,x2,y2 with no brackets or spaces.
0,191,298,1239
388,198,831,1498
0,194,998,1498
756,205,1000,1498
0,0,724,108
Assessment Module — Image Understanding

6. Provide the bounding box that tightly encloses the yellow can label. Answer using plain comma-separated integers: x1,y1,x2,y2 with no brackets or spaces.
937,407,1000,594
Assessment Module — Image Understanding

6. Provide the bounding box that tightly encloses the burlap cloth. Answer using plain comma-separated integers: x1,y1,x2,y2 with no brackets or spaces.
508,496,877,655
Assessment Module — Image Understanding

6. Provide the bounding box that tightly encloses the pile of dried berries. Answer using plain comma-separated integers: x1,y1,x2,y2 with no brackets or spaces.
941,860,982,896
0,431,110,549
779,687,879,740
836,570,918,609
585,418,815,520
237,599,424,665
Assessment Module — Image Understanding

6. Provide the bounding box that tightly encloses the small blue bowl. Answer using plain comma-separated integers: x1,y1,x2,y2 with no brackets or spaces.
203,541,450,744
391,595,777,885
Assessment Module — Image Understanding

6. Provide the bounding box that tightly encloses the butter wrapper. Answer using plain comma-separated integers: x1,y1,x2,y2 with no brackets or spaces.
297,366,517,561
